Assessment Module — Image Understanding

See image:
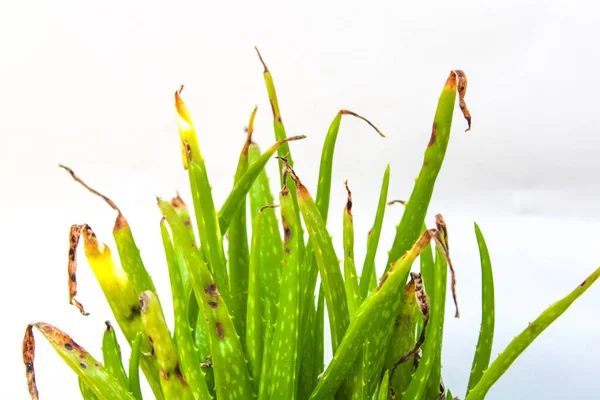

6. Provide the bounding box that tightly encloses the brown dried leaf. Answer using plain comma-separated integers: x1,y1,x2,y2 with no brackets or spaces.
67,224,88,316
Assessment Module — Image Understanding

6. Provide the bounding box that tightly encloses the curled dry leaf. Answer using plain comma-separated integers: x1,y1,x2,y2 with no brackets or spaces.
67,224,88,315
448,70,471,132
435,214,460,318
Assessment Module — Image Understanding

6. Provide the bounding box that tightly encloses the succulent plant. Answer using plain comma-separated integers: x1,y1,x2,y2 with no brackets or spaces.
23,48,600,400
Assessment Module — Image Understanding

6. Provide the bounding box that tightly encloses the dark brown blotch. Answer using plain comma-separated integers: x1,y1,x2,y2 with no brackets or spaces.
208,301,218,309
64,343,73,351
284,247,291,255
80,363,87,369
128,304,141,321
216,322,224,340
69,272,76,282
204,283,220,297
428,123,437,147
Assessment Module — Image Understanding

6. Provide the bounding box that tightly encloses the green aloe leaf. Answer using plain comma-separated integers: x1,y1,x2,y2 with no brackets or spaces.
281,160,349,354
402,247,446,399
377,370,390,400
160,219,212,400
128,332,143,400
22,322,136,400
363,71,471,395
465,266,600,400
266,181,303,399
78,377,98,400
309,230,434,400
140,290,193,400
159,199,255,399
466,223,495,394
359,165,390,301
248,142,283,325
102,321,129,389
227,106,257,347
258,300,275,400
384,278,419,396
246,209,266,393
342,181,360,317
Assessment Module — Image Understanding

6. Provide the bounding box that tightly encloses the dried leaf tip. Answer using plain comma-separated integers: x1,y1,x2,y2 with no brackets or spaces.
67,224,89,316
59,164,121,213
434,214,460,318
259,204,279,213
445,70,471,132
344,180,353,213
276,156,302,189
254,46,268,72
243,105,258,154
387,199,406,206
339,109,386,137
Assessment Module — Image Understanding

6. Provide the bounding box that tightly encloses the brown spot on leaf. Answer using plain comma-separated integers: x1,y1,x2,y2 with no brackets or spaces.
284,247,291,255
204,283,220,297
344,180,353,213
80,362,87,368
208,301,218,309
580,279,587,287
183,220,191,227
160,370,170,381
376,272,389,291
175,363,188,385
428,123,437,147
216,322,224,340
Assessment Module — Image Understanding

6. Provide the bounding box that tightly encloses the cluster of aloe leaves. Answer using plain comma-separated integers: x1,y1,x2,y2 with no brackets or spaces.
23,48,600,400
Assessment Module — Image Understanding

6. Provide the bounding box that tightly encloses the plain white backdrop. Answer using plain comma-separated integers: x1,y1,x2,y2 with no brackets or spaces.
1,0,599,398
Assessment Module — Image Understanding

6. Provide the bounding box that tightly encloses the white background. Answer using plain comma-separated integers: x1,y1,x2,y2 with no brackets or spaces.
1,0,599,399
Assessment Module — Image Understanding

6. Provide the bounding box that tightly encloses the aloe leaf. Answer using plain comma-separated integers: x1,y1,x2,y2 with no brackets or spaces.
281,160,349,353
361,71,470,395
266,182,303,399
304,110,385,325
258,300,274,400
128,332,143,400
140,291,193,400
297,298,318,400
397,249,444,399
309,230,434,400
77,225,163,398
384,279,419,396
160,220,212,400
159,199,255,399
314,287,325,384
248,143,283,324
188,159,230,300
171,195,196,289
102,321,129,389
175,90,230,303
424,219,450,400
246,209,266,393
466,223,495,394
386,70,471,271
22,322,136,400
218,134,306,234
78,377,98,400
359,165,390,300
228,107,257,347
465,266,600,399
377,370,390,400
343,181,360,317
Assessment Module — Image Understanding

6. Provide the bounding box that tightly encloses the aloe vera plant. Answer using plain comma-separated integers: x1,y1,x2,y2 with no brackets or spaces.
23,49,600,400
